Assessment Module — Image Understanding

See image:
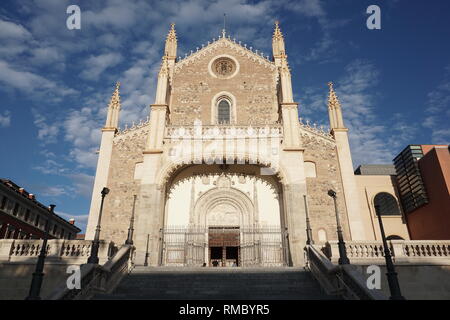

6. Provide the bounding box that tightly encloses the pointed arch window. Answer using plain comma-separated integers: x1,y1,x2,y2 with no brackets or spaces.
217,99,231,124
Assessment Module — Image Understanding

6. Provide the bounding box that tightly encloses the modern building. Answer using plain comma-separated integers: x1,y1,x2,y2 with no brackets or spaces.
393,145,450,239
0,179,81,240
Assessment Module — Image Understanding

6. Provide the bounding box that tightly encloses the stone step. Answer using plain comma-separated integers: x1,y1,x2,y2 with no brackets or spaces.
93,267,339,300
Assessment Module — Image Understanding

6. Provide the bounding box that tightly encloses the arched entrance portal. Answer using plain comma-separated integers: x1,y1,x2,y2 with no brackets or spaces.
161,164,287,267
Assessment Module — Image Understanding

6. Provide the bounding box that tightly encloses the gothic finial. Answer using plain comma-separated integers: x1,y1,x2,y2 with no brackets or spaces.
328,81,341,109
222,13,227,38
272,20,286,58
108,82,121,110
167,23,176,41
164,23,177,58
328,81,345,129
273,20,283,40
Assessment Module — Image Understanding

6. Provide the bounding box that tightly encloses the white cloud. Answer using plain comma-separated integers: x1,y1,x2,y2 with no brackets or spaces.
66,173,95,198
56,211,89,233
0,60,77,99
301,60,418,167
0,110,11,127
32,109,60,144
39,185,68,197
33,158,68,175
423,66,450,145
80,52,123,81
288,0,326,18
0,19,32,40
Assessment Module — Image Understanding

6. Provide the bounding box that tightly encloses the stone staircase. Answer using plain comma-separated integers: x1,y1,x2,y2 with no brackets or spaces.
94,266,339,300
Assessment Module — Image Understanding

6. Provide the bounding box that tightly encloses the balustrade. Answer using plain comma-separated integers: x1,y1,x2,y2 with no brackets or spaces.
326,240,450,264
0,239,116,263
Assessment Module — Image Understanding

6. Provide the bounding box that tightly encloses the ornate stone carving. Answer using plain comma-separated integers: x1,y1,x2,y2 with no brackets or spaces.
213,57,235,77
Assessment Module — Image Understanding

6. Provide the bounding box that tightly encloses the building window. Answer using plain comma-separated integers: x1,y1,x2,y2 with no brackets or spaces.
60,229,65,239
13,203,19,216
217,99,231,124
24,209,30,222
374,192,401,216
53,224,58,235
34,215,40,227
386,235,404,240
304,161,317,178
1,196,7,210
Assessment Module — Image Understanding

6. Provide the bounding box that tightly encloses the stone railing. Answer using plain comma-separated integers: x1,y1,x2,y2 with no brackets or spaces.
164,123,283,139
0,239,117,265
47,244,134,300
305,245,387,300
298,119,334,141
325,240,450,265
116,118,150,136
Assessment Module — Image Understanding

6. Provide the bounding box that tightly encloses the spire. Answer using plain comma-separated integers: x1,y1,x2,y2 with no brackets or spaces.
272,20,286,58
328,82,341,109
104,82,121,129
222,13,226,38
164,23,177,58
273,20,283,40
327,82,345,129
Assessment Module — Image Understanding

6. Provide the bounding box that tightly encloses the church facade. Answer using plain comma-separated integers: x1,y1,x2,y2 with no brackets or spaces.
85,23,406,267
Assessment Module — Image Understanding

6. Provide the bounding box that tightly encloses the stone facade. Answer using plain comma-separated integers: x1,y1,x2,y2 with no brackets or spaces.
99,125,149,244
301,128,351,242
170,40,278,125
86,23,374,267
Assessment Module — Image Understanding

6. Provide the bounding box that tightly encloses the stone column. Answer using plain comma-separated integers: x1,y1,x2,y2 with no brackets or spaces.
85,129,115,240
133,152,166,266
280,150,308,267
333,128,369,240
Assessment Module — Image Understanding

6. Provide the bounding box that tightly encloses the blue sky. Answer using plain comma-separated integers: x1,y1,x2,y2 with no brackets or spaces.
0,0,449,233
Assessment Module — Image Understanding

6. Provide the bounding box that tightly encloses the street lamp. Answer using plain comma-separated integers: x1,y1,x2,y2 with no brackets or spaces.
374,204,405,300
125,195,137,245
144,234,150,267
26,204,55,300
87,187,109,264
327,190,350,265
303,195,314,245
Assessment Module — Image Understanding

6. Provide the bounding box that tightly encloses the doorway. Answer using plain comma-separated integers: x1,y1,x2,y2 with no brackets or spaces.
208,226,240,267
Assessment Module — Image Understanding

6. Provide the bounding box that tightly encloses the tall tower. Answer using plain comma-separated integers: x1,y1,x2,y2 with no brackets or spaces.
86,82,121,239
272,21,308,266
145,24,176,152
328,82,369,240
134,24,177,265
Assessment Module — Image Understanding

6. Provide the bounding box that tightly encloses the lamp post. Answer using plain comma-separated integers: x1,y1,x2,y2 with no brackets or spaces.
144,234,150,267
26,204,55,300
303,195,314,245
327,190,350,265
87,187,109,264
125,195,137,245
374,204,405,300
